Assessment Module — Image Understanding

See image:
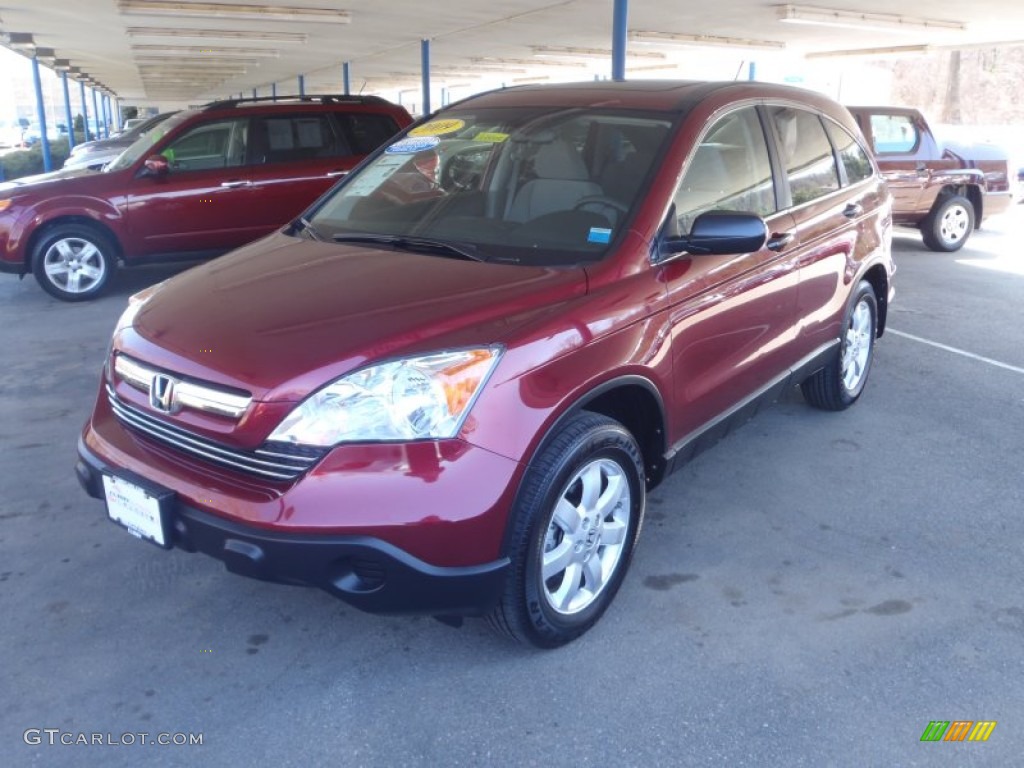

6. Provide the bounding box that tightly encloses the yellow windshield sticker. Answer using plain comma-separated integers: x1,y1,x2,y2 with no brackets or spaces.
409,118,466,137
473,132,509,143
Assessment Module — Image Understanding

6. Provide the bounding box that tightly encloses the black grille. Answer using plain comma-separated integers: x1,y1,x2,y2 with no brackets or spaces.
107,386,327,482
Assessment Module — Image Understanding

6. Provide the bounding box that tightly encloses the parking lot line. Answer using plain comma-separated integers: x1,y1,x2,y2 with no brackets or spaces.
889,329,1024,375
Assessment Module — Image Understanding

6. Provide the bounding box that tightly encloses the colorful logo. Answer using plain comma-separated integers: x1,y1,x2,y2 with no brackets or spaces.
920,721,997,742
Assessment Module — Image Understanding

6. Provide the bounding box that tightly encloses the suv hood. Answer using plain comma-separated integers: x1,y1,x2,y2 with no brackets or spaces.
127,232,587,402
0,166,103,195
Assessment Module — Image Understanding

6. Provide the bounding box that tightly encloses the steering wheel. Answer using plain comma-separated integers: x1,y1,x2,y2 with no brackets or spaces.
441,149,485,191
573,195,629,224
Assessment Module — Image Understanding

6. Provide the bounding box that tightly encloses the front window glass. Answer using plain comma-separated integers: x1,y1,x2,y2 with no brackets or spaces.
307,107,674,266
161,118,248,171
769,106,840,206
674,107,776,233
104,110,195,172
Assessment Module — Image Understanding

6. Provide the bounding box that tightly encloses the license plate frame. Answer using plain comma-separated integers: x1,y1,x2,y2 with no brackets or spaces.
102,473,173,549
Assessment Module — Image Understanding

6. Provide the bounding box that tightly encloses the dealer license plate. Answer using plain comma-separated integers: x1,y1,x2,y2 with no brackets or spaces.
102,474,170,548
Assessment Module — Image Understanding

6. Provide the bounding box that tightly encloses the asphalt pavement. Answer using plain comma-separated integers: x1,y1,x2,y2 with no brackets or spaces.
1,207,1022,767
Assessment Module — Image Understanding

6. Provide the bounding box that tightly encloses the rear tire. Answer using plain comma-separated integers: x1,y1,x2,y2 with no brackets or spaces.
921,194,973,252
801,280,877,411
32,223,117,301
487,412,645,648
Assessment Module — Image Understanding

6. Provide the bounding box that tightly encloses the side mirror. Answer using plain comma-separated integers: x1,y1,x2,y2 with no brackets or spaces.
143,154,170,176
660,210,768,257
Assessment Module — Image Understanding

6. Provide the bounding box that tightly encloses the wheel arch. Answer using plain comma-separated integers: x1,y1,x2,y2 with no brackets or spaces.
27,215,123,268
520,374,669,493
859,263,890,337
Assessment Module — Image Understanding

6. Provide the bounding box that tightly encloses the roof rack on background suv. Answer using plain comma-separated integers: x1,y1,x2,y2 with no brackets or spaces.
202,94,391,110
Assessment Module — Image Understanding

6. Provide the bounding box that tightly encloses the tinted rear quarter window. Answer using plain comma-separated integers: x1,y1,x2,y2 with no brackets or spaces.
341,114,402,155
769,107,840,206
825,121,874,185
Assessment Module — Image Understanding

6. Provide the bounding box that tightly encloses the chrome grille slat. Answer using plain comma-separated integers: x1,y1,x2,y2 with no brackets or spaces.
113,354,252,419
107,386,325,482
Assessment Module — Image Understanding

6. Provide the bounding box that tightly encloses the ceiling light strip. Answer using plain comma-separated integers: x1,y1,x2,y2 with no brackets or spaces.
117,1,351,24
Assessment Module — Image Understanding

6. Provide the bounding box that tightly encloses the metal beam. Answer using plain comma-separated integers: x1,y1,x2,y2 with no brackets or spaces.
31,57,53,172
612,0,628,81
421,39,430,115
298,74,305,96
61,73,75,151
91,88,101,140
79,80,90,142
343,62,351,96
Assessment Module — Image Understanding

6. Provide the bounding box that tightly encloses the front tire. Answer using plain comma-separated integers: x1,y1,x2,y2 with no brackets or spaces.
487,412,645,648
32,224,117,301
801,280,878,411
921,194,974,252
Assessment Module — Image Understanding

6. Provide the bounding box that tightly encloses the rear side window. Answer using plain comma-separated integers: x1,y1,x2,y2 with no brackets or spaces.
825,122,874,185
769,107,840,206
250,114,345,164
869,114,918,153
339,114,402,155
674,107,776,232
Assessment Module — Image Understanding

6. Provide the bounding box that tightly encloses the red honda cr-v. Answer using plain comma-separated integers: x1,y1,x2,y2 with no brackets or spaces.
77,81,894,647
0,95,412,301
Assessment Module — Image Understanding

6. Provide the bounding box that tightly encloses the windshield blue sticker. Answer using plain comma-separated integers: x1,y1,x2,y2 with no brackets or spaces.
588,227,612,244
386,136,441,154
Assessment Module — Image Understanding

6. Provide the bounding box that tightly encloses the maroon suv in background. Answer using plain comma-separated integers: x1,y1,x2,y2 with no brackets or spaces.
0,95,412,300
77,81,894,647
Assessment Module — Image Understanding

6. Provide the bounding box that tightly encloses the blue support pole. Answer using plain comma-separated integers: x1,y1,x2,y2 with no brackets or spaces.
61,73,76,150
252,88,257,99
79,81,90,142
343,62,350,95
271,82,277,101
91,89,101,139
421,39,431,115
31,57,53,172
113,98,121,132
612,0,628,82
748,61,757,81
298,75,305,96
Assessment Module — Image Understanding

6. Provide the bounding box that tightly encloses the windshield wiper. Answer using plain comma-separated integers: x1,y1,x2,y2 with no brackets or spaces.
331,233,485,262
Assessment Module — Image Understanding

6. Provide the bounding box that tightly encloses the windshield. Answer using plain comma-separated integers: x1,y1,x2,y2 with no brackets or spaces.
104,111,195,172
308,106,673,265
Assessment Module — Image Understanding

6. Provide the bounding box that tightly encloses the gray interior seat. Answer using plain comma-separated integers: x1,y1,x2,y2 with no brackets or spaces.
507,139,602,222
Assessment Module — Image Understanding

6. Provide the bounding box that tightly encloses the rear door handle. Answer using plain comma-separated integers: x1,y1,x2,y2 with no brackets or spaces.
326,170,348,178
220,180,252,188
843,203,863,218
766,231,795,252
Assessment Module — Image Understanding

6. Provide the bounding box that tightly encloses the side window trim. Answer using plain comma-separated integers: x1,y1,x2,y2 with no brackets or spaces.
755,104,791,211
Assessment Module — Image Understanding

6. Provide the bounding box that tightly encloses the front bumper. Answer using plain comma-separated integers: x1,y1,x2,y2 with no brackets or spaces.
77,433,513,617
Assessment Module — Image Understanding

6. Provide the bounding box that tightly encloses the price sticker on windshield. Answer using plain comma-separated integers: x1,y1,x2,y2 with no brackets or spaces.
409,119,466,137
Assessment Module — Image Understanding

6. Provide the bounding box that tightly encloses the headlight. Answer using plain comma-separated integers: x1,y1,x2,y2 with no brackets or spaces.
268,347,502,446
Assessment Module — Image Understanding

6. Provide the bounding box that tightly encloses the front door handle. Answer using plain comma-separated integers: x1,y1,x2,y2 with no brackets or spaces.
220,180,252,188
326,170,348,178
766,231,795,252
843,203,863,218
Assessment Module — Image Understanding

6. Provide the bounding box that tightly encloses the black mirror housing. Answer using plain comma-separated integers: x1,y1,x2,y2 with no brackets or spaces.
661,210,768,257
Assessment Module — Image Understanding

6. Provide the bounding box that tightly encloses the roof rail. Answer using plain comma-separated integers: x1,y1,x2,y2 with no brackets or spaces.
202,94,392,110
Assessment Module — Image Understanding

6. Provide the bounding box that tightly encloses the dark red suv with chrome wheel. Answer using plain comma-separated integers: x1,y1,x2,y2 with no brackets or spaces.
77,81,894,647
0,95,411,301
